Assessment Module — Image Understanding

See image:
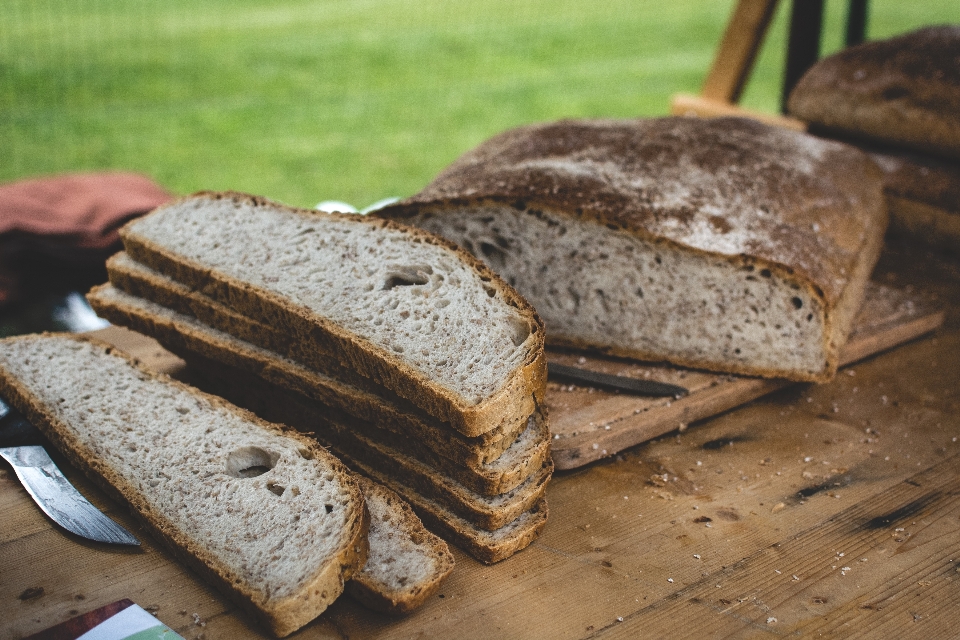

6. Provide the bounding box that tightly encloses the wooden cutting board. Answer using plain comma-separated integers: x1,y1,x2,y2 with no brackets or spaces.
546,281,944,470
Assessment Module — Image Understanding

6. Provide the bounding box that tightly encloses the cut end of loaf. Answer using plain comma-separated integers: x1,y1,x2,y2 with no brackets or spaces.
401,203,834,380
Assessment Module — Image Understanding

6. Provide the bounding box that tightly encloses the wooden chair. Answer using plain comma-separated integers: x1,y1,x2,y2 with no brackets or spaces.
670,0,868,130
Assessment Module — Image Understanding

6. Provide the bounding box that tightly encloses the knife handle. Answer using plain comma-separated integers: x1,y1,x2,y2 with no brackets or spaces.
0,397,47,448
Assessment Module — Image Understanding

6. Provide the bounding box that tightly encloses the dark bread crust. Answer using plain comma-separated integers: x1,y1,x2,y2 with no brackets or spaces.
0,334,369,638
810,134,960,252
120,191,546,438
380,116,887,381
866,145,960,213
788,26,960,160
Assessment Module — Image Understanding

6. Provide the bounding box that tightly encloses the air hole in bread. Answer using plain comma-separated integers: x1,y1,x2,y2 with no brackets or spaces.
297,446,313,459
510,318,531,347
267,481,285,497
791,297,803,310
381,265,432,290
225,446,279,478
324,504,334,514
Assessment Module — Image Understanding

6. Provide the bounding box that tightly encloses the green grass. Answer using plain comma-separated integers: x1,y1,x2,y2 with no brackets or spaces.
2,0,958,209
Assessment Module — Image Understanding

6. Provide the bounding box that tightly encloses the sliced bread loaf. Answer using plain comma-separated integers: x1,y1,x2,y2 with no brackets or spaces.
0,334,368,637
348,476,455,614
119,191,546,437
87,283,544,480
376,116,887,382
104,251,531,454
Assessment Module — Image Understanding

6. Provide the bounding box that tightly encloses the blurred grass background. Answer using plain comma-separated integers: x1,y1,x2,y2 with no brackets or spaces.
3,0,958,210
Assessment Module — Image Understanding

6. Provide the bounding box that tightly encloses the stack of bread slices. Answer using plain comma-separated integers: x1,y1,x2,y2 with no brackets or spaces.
87,190,552,565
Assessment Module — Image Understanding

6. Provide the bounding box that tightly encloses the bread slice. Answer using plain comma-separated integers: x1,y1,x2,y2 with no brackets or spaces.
119,191,546,438
105,251,531,456
0,334,368,638
349,476,455,614
376,116,888,382
787,26,960,160
87,283,546,485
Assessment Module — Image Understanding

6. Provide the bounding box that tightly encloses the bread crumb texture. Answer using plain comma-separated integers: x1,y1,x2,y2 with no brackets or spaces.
0,335,357,603
127,196,538,405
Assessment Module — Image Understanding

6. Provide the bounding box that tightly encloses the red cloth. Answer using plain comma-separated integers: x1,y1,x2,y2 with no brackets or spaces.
0,172,172,250
0,172,173,305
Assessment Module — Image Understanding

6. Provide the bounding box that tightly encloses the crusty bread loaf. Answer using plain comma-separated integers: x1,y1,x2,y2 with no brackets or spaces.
87,283,545,479
0,334,368,638
787,26,960,160
119,191,546,437
104,251,531,454
377,116,887,382
349,476,455,614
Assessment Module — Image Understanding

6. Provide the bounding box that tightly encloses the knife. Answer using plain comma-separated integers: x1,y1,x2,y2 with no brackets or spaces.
548,362,689,397
0,397,140,546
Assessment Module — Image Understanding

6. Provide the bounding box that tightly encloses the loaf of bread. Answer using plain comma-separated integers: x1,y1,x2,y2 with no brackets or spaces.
377,116,887,382
349,476,455,614
119,191,546,437
0,334,368,637
87,284,552,531
787,26,960,160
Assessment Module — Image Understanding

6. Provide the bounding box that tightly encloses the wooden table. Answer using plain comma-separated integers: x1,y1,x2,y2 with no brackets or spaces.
3,238,960,639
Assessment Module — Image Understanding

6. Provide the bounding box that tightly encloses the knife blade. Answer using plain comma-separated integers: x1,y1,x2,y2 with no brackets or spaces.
548,362,689,397
0,398,140,546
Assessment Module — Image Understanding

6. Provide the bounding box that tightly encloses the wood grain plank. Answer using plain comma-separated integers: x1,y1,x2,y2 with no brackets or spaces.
588,453,960,638
701,0,780,103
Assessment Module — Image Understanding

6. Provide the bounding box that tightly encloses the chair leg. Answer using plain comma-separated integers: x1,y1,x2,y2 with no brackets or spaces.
782,0,824,112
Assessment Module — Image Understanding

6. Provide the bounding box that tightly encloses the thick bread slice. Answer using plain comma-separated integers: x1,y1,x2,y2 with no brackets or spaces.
105,251,530,452
348,476,455,614
377,116,887,382
88,282,529,468
0,334,368,638
787,26,960,160
119,191,546,437
173,348,552,530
